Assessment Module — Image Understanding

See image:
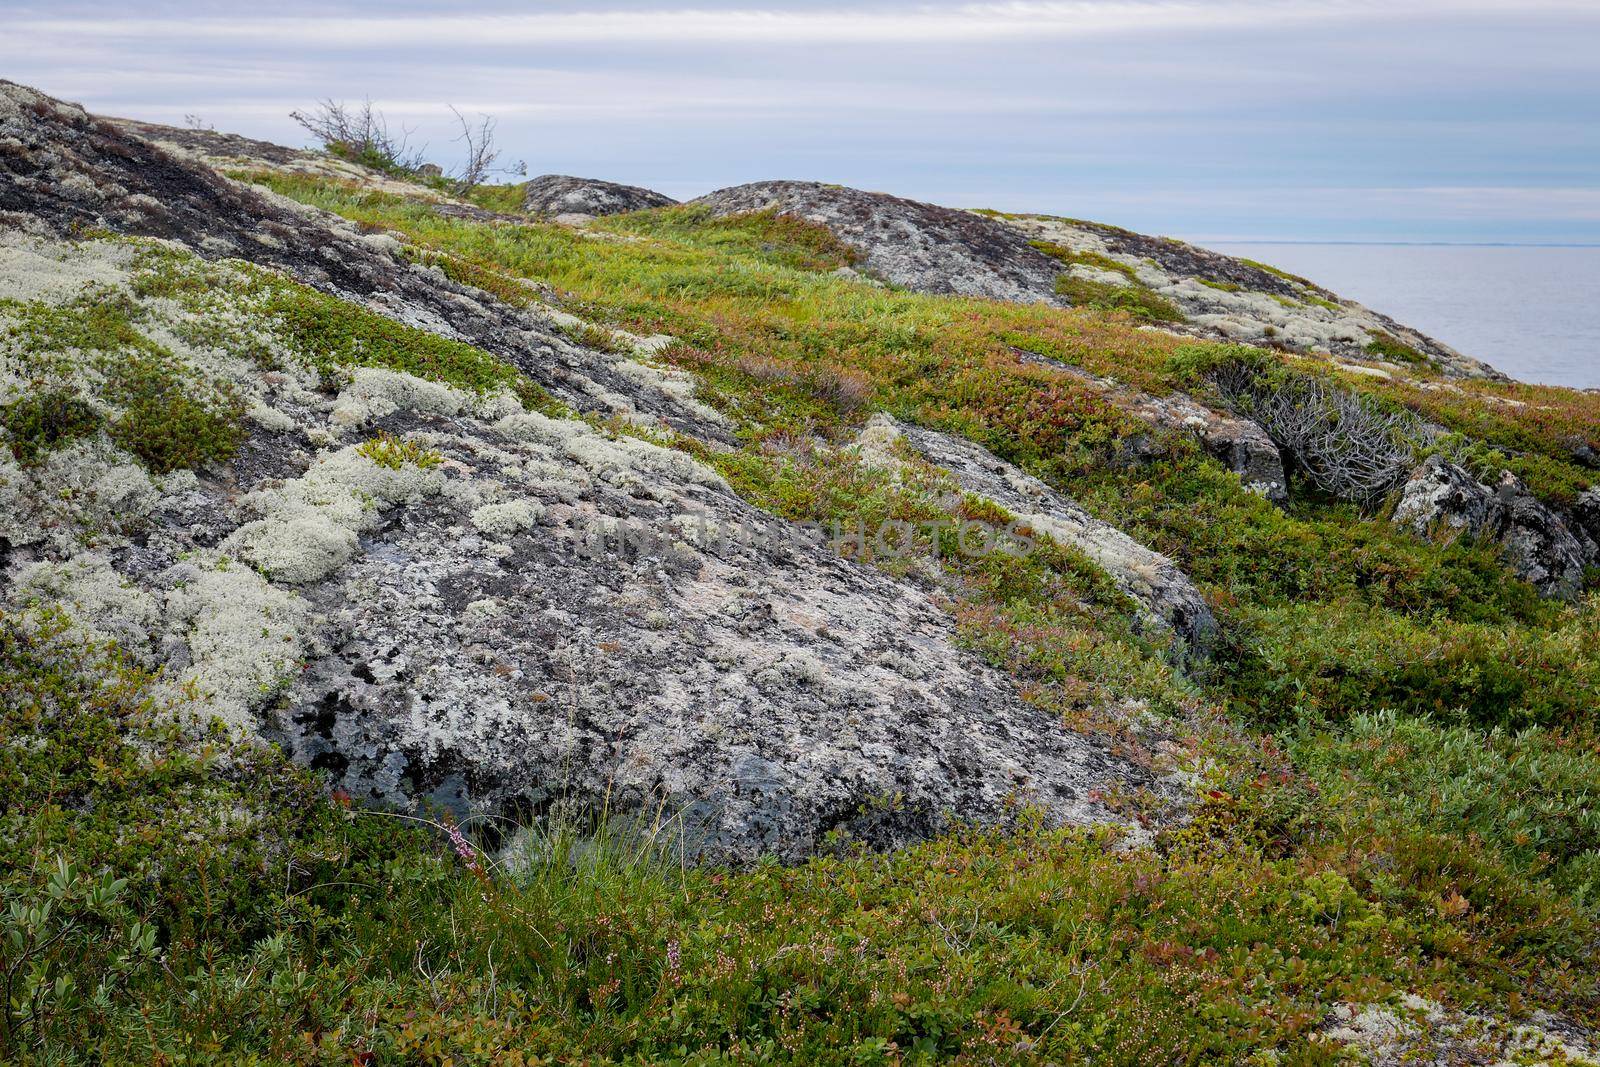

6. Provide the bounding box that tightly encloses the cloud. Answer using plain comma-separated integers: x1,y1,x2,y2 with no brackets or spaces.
14,1,1598,50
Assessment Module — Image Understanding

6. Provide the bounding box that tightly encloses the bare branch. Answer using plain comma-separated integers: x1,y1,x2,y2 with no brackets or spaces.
1209,360,1420,503
446,106,526,193
290,98,426,175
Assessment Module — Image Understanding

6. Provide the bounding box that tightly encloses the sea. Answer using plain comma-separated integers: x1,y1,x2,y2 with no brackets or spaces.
1201,243,1600,390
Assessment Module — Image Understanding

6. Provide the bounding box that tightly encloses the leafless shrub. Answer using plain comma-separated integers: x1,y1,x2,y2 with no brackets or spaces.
809,365,874,414
1209,361,1419,502
290,98,426,174
183,114,214,132
734,356,873,414
447,106,526,192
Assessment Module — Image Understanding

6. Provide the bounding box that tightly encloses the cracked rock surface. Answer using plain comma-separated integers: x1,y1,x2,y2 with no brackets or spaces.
1393,455,1589,598
857,415,1216,656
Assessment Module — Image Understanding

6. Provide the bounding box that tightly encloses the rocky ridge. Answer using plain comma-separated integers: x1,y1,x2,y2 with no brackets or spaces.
695,179,1066,304
0,80,1170,861
521,173,679,221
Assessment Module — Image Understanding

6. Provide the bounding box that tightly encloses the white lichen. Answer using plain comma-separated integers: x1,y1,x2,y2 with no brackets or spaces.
224,445,446,584
470,498,546,536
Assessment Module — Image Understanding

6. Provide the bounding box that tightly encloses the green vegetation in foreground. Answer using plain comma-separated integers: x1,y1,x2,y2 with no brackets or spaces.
6,172,1598,1060
7,607,1599,1063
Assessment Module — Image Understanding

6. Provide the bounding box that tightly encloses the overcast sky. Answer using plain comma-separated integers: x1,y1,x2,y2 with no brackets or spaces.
4,1,1598,243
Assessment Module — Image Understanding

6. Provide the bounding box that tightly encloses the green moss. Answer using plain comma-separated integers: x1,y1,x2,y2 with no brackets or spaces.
104,351,245,473
1197,277,1242,293
258,280,528,396
1365,329,1430,366
1054,273,1185,322
356,431,442,470
1,290,149,356
1,386,102,463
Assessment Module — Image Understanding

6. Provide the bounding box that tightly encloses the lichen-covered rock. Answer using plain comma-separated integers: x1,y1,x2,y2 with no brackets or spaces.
858,414,1216,655
1573,486,1600,549
0,80,728,444
1393,456,1588,598
520,174,677,220
1133,392,1288,505
998,214,1501,379
1318,994,1600,1066
0,82,1164,862
693,180,1063,304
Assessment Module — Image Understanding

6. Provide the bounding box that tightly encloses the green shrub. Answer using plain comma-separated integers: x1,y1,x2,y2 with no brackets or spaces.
1297,713,1600,902
1,386,102,463
356,431,442,470
1227,599,1600,729
105,352,245,472
1054,273,1185,322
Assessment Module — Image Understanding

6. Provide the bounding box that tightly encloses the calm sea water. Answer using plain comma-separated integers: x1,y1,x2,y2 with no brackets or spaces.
1203,243,1600,389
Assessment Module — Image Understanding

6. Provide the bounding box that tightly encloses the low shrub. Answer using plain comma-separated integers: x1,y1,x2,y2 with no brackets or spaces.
104,352,245,472
1,386,102,463
1054,273,1185,323
1227,598,1600,730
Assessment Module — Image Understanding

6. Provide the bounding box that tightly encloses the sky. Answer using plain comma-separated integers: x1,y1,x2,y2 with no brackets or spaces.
3,1,1599,243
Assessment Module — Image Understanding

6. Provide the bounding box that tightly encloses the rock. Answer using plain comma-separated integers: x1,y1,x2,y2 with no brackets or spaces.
1572,486,1600,548
693,180,1062,304
520,174,676,219
0,81,728,444
1319,994,1600,1066
863,415,1216,656
416,163,443,179
1135,393,1288,505
0,81,1163,863
996,213,1502,379
1393,456,1587,598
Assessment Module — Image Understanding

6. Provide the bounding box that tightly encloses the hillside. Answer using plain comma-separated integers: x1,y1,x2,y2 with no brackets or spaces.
3,81,1600,1064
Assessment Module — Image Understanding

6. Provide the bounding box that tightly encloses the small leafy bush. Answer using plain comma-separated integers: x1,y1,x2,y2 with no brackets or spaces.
1,386,102,463
105,352,245,472
1054,273,1185,322
356,431,442,470
1227,598,1600,729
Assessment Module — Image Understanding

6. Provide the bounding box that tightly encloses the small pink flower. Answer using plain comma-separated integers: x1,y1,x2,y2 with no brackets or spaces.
666,939,682,981
444,820,480,872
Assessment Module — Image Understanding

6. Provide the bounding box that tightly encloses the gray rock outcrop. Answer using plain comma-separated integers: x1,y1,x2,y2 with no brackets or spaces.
693,180,1063,304
1,81,1160,862
858,415,1216,656
1393,456,1588,598
997,214,1501,379
521,174,677,220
